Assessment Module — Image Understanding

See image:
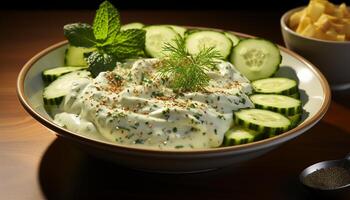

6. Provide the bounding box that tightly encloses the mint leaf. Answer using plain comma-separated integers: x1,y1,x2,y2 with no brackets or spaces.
63,23,97,47
93,1,120,43
104,29,146,60
86,51,117,77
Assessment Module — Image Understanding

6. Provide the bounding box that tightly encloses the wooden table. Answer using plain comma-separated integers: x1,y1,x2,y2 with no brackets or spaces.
1,10,350,200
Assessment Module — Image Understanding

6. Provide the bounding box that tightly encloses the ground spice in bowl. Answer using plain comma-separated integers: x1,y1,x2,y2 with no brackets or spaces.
303,167,350,190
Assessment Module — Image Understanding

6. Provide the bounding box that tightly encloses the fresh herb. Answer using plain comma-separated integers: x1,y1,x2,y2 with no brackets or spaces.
63,23,96,47
157,36,221,92
86,51,117,77
63,1,145,77
92,1,120,44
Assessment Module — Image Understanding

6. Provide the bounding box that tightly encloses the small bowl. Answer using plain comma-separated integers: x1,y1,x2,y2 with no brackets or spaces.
17,28,331,173
281,7,350,91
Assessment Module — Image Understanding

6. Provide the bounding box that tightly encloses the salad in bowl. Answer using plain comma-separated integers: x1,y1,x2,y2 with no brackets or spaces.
17,1,330,172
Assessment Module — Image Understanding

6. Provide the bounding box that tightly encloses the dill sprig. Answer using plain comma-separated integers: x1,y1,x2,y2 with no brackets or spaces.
158,37,222,92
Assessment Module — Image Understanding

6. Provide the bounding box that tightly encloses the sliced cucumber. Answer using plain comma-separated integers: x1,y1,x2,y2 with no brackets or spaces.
250,94,302,116
289,92,300,99
167,25,187,37
288,113,302,128
252,77,298,95
230,38,282,81
223,126,263,146
144,26,178,58
42,66,88,83
121,22,145,30
224,32,240,46
234,109,291,136
65,45,96,66
43,70,91,106
185,30,232,59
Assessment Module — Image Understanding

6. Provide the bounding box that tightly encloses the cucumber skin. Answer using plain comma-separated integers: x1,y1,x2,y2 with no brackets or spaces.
223,137,251,146
250,94,302,116
43,95,64,106
231,38,282,81
252,77,299,96
289,92,300,99
64,46,95,66
233,109,291,137
223,128,265,146
253,84,298,96
42,73,55,84
42,67,87,84
43,70,90,107
254,103,302,116
288,114,302,128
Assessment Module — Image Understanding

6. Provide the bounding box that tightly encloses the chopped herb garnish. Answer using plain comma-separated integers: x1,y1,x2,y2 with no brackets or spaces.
175,145,184,149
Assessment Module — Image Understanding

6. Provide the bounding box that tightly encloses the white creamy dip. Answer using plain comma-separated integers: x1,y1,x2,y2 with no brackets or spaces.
54,58,254,149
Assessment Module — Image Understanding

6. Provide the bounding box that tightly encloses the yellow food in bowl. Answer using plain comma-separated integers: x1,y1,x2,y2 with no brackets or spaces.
289,0,350,41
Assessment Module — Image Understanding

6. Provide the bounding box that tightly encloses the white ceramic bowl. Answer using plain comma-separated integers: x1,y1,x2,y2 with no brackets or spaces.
281,7,350,91
17,29,331,173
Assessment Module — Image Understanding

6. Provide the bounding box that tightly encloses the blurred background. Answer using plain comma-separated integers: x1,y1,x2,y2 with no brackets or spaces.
0,0,345,10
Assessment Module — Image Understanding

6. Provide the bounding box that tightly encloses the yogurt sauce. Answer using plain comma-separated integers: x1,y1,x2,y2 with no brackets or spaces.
54,58,254,149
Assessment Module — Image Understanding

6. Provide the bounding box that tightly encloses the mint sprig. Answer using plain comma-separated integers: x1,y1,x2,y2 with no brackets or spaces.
104,29,146,60
93,1,120,44
63,23,96,48
63,1,145,77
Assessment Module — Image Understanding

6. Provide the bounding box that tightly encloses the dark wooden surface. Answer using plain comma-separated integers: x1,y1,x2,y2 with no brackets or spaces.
1,10,350,200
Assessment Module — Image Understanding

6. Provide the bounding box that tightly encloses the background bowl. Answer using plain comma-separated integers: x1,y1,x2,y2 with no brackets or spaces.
281,7,350,91
17,30,330,173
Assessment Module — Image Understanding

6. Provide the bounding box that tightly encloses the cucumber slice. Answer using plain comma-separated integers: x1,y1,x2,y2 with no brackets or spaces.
288,113,302,128
167,25,187,37
230,38,282,81
252,77,298,95
144,26,178,58
289,92,300,99
234,109,291,136
121,22,145,30
65,45,96,66
185,30,232,59
43,70,91,106
250,94,302,116
42,66,88,83
223,126,263,146
224,32,240,46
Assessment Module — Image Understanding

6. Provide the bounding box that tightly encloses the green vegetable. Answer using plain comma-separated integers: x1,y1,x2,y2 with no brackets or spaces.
158,36,221,92
86,51,117,77
63,1,146,77
63,23,96,47
93,1,120,43
104,29,146,60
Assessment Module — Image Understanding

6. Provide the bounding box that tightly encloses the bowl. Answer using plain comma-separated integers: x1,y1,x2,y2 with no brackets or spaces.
17,29,331,173
281,7,350,91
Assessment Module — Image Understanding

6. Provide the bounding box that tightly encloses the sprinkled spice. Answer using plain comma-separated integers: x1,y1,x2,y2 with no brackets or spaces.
303,167,350,189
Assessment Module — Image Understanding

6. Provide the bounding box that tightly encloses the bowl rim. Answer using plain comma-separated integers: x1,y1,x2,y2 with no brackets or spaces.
17,29,331,155
281,6,350,44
